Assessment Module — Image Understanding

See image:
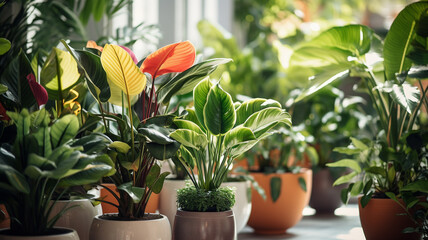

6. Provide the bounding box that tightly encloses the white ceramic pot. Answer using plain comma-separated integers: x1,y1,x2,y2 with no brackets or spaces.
0,227,79,240
158,179,186,229
50,199,102,240
221,180,252,233
89,214,171,240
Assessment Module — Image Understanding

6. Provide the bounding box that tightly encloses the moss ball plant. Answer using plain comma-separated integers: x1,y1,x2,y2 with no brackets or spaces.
177,186,235,212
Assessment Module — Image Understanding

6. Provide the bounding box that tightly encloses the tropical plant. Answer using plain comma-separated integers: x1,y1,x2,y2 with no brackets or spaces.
290,1,428,235
170,78,291,210
63,40,231,219
0,108,114,235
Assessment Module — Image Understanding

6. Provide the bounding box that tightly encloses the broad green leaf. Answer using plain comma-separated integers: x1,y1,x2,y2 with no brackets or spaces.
41,48,81,101
350,181,364,195
332,171,358,186
223,126,256,150
363,179,373,195
401,180,428,193
150,172,170,194
341,188,350,204
243,108,291,137
203,84,236,135
146,164,161,186
360,193,372,208
384,2,428,80
365,166,386,177
178,146,195,169
270,176,281,202
60,163,112,186
109,141,131,154
193,78,213,129
170,129,207,149
173,119,204,134
117,182,144,203
333,146,361,155
101,44,146,105
146,141,180,160
389,82,420,114
235,98,281,126
350,137,369,150
61,40,110,102
50,114,79,148
290,46,352,69
156,58,232,104
327,159,361,173
0,84,7,94
388,165,396,183
229,132,272,158
0,165,29,194
385,192,398,202
139,124,175,144
0,38,11,55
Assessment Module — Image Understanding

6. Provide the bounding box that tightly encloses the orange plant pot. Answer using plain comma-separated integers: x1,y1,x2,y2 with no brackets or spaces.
358,197,421,240
247,169,312,234
100,183,159,214
0,204,10,229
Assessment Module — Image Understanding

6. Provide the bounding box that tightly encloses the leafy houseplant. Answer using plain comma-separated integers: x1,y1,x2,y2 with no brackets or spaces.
290,1,428,238
0,109,113,236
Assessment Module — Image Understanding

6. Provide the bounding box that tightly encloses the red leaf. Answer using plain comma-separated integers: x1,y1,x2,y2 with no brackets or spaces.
120,46,138,65
0,102,9,121
27,74,48,107
140,41,195,79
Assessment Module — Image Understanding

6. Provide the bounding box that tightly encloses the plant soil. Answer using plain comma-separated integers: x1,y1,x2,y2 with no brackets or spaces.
99,213,163,221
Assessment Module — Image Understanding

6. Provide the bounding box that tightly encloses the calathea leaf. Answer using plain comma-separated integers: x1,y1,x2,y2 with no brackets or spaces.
50,114,79,148
194,77,213,129
117,182,144,203
235,98,281,126
170,129,207,149
146,141,181,160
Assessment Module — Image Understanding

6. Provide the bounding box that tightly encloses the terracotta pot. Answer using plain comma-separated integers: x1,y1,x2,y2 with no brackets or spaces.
359,197,421,240
49,199,102,240
309,168,344,214
158,179,186,228
221,180,252,233
0,205,9,230
247,169,312,234
0,227,79,240
173,209,235,240
89,214,170,240
100,183,159,213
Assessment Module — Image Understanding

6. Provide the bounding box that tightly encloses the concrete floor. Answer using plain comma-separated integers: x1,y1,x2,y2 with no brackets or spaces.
238,204,365,240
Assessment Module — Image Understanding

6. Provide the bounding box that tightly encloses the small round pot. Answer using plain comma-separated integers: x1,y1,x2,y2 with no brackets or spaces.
359,197,421,240
309,168,344,214
173,209,235,240
100,183,159,213
158,179,186,228
89,214,171,240
49,199,102,240
221,180,252,233
247,169,312,234
0,227,79,240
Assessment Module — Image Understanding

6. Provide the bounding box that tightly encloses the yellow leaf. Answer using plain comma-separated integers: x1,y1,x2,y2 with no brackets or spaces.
101,44,146,98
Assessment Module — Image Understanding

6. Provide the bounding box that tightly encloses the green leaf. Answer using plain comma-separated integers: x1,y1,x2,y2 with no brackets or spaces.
327,159,361,172
0,165,29,194
270,176,281,203
0,38,11,55
350,181,364,196
41,47,81,101
365,166,386,176
363,179,373,195
0,83,7,94
203,83,236,135
150,172,170,194
385,192,398,202
193,78,213,129
243,108,291,137
223,126,256,150
139,124,175,144
50,114,79,148
360,193,372,208
341,188,350,204
157,58,232,104
350,137,369,150
235,98,281,126
109,141,131,154
229,132,271,158
389,82,420,114
117,182,144,203
146,141,180,160
170,129,207,150
178,146,195,169
401,180,428,193
146,164,160,187
332,171,358,186
60,162,112,186
383,1,428,80
298,177,306,192
173,119,204,134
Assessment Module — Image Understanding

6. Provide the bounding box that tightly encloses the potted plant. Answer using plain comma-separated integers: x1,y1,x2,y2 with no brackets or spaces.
290,2,428,239
244,127,314,234
62,40,231,240
170,77,291,239
0,108,114,239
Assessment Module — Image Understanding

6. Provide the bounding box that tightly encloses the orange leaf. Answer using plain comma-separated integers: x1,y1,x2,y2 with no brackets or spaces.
140,41,195,79
86,40,103,52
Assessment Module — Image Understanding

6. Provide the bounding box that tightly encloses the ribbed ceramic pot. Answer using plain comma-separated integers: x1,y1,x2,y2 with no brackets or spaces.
158,179,186,228
89,214,171,240
309,168,344,214
173,209,235,240
221,180,252,233
49,199,102,240
0,228,79,240
247,169,312,234
359,197,421,240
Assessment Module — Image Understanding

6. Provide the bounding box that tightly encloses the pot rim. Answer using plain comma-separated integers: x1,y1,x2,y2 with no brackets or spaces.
94,213,167,222
0,227,76,237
